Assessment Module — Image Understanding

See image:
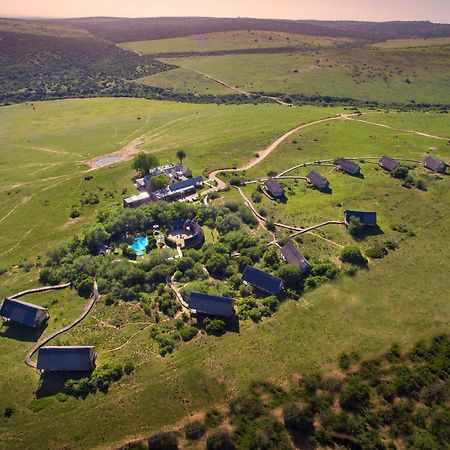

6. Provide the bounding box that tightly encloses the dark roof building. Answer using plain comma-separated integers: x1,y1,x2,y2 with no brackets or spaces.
189,292,234,318
336,158,360,175
151,176,203,202
242,266,283,295
264,177,284,198
306,170,329,190
0,298,48,328
423,156,446,173
37,346,96,372
344,210,377,226
379,156,399,172
281,241,311,273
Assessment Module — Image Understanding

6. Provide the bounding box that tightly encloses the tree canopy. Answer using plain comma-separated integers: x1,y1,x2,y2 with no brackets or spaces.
132,152,159,176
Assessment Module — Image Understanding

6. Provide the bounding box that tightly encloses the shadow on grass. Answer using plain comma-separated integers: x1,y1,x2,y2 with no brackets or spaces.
353,225,384,240
350,171,365,180
36,371,92,399
195,313,240,335
0,321,47,342
320,186,333,195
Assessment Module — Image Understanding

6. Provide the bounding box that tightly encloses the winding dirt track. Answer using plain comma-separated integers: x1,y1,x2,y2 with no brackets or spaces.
208,114,352,190
178,65,291,106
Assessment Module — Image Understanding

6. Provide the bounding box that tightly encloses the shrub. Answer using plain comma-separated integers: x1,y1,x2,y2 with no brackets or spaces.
340,380,370,412
148,431,178,450
179,325,198,342
340,246,367,266
70,208,80,218
251,190,262,203
205,409,222,428
266,220,276,231
392,166,409,179
204,318,227,335
184,421,206,440
3,406,13,418
206,430,236,450
282,403,314,434
365,242,388,259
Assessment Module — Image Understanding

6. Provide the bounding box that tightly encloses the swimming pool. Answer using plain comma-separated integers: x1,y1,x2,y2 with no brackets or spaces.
130,236,148,256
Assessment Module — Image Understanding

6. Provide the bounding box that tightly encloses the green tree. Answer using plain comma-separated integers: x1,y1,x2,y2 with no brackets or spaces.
151,174,170,191
176,149,186,164
83,224,111,254
132,152,159,176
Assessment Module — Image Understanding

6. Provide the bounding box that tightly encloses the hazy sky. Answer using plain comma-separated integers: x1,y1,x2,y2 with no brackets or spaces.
1,0,449,23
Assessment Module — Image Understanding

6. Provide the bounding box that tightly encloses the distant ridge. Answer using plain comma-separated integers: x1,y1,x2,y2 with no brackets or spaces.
35,16,450,43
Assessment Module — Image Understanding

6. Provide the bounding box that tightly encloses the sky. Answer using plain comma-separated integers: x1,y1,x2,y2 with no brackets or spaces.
0,0,449,23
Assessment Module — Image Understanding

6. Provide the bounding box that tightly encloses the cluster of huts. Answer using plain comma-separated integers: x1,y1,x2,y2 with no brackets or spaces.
124,163,203,208
0,297,96,372
188,241,312,319
263,155,447,200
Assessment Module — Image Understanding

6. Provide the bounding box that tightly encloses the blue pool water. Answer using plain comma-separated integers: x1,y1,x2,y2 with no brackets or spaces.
130,236,148,256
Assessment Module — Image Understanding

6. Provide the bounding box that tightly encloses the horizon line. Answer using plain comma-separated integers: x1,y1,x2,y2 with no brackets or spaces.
1,15,449,25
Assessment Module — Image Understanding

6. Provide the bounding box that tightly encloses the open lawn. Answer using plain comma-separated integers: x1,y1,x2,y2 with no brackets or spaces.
0,100,449,450
159,45,450,104
120,30,355,55
0,98,339,267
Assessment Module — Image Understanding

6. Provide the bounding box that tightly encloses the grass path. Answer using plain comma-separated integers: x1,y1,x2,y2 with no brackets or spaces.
24,280,99,368
345,116,449,140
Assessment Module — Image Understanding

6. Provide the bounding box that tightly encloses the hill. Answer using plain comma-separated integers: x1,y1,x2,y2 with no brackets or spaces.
0,19,171,104
39,17,450,43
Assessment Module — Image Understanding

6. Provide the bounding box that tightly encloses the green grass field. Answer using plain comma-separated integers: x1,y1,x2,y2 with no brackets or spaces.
0,100,449,450
120,30,354,55
0,98,338,267
371,37,450,48
155,45,450,104
135,67,235,94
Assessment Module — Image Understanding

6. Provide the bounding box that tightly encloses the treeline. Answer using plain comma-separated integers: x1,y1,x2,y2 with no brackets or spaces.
126,335,450,450
0,30,172,104
40,17,450,43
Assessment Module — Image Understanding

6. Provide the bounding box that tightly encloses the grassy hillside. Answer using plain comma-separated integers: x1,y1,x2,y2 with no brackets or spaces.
0,98,338,267
120,31,355,55
41,17,450,42
0,99,448,450
158,44,450,104
0,20,171,105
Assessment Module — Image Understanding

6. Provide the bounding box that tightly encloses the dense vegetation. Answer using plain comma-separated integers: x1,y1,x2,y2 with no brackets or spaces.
143,336,450,450
0,27,171,104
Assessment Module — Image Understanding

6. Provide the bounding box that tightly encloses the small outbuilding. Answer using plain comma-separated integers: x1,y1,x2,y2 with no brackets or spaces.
423,156,446,173
242,265,283,295
379,156,399,172
0,298,49,328
189,292,234,318
306,170,329,190
336,158,360,175
264,177,284,199
344,210,377,226
37,346,96,372
281,241,311,273
123,191,151,208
